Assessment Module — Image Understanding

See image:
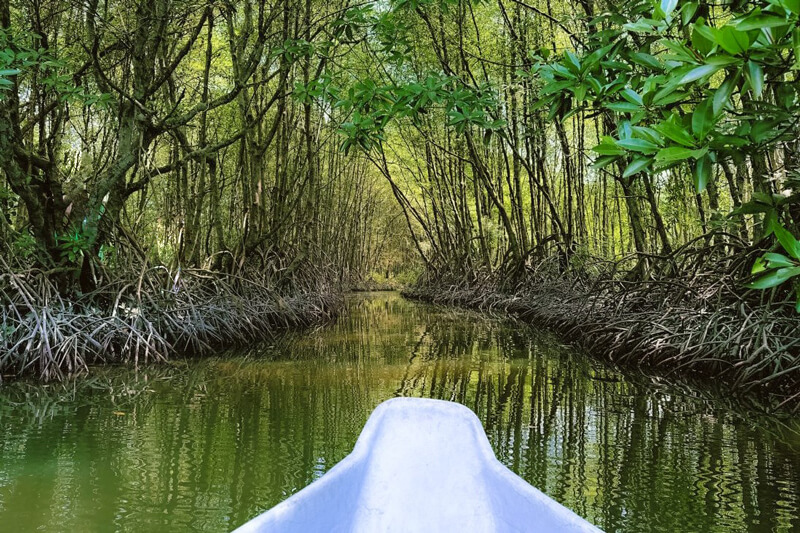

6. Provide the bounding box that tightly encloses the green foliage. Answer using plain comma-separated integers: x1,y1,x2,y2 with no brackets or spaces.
534,0,800,307
535,0,799,187
12,232,38,260
741,192,800,305
327,74,505,153
56,228,91,264
0,27,110,106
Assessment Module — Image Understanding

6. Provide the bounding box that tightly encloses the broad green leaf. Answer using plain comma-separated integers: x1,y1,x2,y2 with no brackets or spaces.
679,64,721,84
652,86,688,105
692,99,716,139
621,89,643,106
682,2,698,26
592,155,620,169
594,137,626,155
624,20,657,33
752,257,767,274
618,120,633,140
692,23,717,46
730,201,774,215
583,43,616,70
631,126,662,145
747,266,800,289
572,84,587,102
693,153,712,192
777,0,800,15
654,117,696,147
586,76,603,94
704,55,740,66
735,14,789,31
565,51,581,74
616,138,659,153
629,52,661,69
623,157,652,177
605,102,643,113
713,26,752,55
745,60,764,98
773,223,800,259
655,145,707,162
750,119,781,143
660,0,679,18
793,28,800,69
660,40,698,62
712,74,738,115
541,80,575,95
764,252,797,268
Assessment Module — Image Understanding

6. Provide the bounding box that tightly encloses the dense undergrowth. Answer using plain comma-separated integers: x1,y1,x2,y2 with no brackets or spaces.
0,248,342,381
405,248,800,414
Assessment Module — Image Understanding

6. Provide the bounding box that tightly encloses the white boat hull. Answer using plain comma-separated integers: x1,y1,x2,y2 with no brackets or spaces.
233,397,602,532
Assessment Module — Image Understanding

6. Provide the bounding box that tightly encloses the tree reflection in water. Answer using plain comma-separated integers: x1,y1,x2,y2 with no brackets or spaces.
0,292,798,532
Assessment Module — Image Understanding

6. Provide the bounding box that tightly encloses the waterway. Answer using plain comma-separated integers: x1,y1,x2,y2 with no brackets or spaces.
1,292,798,532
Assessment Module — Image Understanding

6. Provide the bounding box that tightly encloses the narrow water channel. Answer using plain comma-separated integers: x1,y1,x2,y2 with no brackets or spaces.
1,292,799,532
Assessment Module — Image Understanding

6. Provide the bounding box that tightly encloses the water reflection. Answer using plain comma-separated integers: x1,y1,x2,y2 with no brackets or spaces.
0,292,798,532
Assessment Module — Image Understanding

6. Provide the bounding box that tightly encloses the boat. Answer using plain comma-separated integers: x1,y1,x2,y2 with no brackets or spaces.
233,397,602,532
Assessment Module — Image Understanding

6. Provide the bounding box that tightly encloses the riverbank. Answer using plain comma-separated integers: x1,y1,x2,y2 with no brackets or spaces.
404,277,800,413
1,262,341,381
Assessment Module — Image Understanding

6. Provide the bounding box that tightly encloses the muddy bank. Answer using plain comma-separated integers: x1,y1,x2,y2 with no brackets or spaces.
404,280,800,413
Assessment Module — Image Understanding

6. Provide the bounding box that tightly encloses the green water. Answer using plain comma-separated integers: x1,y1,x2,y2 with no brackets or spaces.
0,292,799,533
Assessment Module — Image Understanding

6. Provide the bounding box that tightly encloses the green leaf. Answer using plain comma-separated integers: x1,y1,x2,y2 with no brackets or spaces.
793,28,800,69
747,266,800,289
655,146,707,162
731,201,774,216
773,223,800,259
630,52,661,69
735,14,789,32
594,137,626,156
621,89,643,106
541,80,575,95
660,0,679,18
623,157,652,177
654,117,696,147
691,99,716,139
592,155,620,169
680,64,722,84
704,55,740,66
712,74,738,116
764,252,797,268
605,102,643,113
616,138,659,153
692,23,717,50
652,85,688,105
682,2,698,26
624,20,657,33
565,51,582,74
778,0,800,15
745,60,764,99
693,153,712,192
752,256,767,274
712,26,753,55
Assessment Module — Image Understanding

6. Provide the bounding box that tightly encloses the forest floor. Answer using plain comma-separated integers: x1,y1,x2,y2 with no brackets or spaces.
0,261,342,381
404,275,800,414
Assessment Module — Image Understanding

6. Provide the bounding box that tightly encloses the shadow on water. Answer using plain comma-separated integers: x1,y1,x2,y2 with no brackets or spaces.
0,292,799,532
